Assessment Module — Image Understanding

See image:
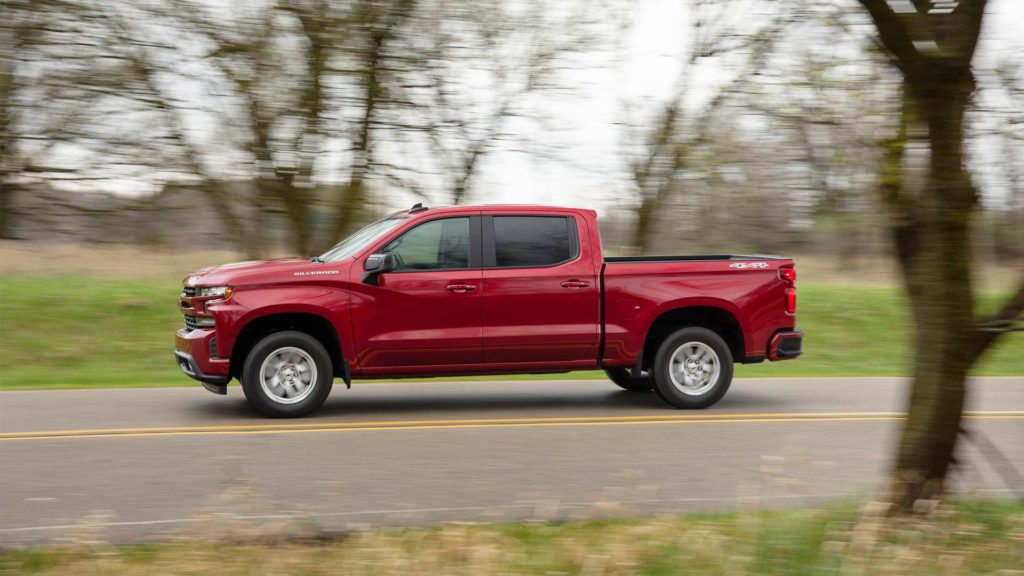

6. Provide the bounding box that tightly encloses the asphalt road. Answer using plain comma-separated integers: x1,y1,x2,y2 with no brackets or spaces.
2,377,1022,548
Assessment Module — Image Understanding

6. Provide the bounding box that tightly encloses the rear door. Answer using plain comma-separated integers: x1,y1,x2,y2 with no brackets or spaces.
351,215,483,370
480,213,599,364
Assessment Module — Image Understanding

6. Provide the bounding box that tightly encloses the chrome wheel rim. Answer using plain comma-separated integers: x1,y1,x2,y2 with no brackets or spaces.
259,347,317,405
668,341,720,396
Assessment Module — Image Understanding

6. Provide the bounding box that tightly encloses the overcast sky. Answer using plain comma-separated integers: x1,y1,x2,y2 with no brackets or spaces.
53,0,1023,213
447,0,1024,215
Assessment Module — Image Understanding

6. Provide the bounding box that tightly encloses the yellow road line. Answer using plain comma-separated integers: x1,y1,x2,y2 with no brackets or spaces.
0,411,909,437
2,410,1020,438
1,413,1020,442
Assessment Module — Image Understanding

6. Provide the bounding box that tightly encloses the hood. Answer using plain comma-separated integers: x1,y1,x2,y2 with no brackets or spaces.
183,258,341,287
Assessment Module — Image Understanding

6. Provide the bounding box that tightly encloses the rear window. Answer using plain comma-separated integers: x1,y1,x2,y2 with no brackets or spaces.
493,216,574,267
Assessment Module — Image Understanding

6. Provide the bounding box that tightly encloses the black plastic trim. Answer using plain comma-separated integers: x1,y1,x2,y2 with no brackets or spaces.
776,334,803,358
631,349,644,379
202,381,227,395
175,351,231,388
469,215,482,268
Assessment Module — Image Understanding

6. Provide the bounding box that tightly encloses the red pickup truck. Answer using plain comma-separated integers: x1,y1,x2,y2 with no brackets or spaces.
176,204,802,417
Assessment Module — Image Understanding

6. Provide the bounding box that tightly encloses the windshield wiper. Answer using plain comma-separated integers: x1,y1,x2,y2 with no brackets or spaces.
310,256,325,263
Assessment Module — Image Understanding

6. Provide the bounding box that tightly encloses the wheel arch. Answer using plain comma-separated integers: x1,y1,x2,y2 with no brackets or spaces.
230,310,346,381
641,304,745,372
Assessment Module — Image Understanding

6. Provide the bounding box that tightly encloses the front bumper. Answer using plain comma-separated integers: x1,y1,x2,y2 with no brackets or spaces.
768,330,803,361
175,328,231,391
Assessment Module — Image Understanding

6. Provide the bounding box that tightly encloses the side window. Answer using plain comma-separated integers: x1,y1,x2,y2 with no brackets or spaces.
492,216,574,267
382,217,470,270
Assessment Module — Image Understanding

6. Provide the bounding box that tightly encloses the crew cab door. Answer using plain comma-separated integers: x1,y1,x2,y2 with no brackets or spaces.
480,214,599,364
351,215,482,371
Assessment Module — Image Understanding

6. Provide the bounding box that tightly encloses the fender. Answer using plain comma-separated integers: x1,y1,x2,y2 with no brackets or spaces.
640,295,750,352
212,287,355,363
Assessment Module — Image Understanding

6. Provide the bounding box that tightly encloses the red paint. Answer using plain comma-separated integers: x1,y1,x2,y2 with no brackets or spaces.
352,269,483,370
176,205,800,383
480,211,600,364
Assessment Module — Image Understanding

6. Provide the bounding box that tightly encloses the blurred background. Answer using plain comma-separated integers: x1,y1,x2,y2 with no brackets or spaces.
2,0,1021,258
1,0,1022,389
1,2,1023,570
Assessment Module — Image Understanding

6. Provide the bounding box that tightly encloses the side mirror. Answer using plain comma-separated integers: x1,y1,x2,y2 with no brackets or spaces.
362,253,396,285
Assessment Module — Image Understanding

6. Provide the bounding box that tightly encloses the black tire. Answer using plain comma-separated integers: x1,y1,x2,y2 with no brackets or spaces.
604,367,653,391
241,331,334,417
651,327,733,409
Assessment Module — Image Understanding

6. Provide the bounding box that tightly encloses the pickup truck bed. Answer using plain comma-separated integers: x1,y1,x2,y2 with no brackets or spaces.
600,254,797,373
604,254,786,262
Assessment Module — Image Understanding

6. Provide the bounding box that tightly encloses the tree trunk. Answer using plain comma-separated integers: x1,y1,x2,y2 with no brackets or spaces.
0,185,17,239
889,69,979,512
270,176,312,256
633,197,654,254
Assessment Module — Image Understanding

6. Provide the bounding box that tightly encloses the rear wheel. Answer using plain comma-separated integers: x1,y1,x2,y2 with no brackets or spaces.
651,327,733,409
604,367,652,391
241,331,333,417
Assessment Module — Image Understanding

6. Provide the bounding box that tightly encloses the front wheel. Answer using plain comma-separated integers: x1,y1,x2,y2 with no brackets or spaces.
604,367,653,391
651,327,733,409
241,331,334,417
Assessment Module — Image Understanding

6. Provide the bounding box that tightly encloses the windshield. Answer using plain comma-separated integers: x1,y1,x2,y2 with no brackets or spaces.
318,215,408,262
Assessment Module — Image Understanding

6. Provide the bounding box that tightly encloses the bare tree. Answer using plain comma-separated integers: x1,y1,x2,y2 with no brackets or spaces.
383,0,601,205
134,0,418,254
857,0,1024,512
621,0,786,253
739,1,900,264
1,1,225,242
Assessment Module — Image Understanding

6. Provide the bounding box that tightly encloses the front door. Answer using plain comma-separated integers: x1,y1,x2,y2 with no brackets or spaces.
481,214,600,364
351,215,482,372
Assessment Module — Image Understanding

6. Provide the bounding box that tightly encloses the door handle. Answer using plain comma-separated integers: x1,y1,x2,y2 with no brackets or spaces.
560,279,590,288
446,283,477,293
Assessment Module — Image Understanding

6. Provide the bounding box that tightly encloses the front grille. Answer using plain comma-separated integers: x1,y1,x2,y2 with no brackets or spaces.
184,315,198,332
209,337,219,359
183,286,197,298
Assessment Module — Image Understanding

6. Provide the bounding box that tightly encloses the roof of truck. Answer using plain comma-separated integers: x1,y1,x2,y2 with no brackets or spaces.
400,204,596,216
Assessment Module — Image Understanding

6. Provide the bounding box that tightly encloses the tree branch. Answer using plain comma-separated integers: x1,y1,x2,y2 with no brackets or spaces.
972,274,1024,360
857,0,918,73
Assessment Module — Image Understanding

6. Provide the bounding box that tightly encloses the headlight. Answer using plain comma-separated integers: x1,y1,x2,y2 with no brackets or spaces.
198,286,232,300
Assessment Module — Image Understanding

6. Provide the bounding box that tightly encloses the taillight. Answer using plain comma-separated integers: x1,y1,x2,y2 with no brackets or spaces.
780,265,796,314
779,266,796,283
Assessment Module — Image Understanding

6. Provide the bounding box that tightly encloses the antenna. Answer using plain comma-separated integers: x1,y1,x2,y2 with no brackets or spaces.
409,202,428,213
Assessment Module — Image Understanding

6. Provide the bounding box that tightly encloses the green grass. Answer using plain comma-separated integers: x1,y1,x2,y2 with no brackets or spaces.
0,276,1020,390
1,501,1021,574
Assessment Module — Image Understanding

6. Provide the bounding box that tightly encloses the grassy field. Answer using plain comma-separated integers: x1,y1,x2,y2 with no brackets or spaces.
2,501,1021,575
1,274,1021,389
1,243,1021,388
